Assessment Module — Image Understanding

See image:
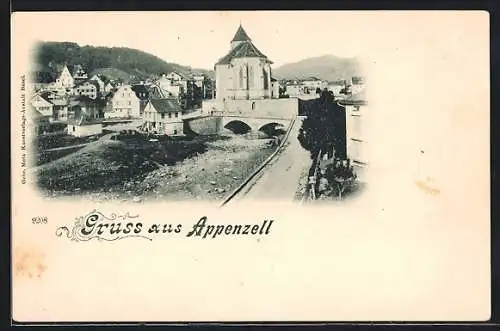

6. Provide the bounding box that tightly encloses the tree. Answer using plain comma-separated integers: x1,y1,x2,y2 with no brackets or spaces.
297,89,346,159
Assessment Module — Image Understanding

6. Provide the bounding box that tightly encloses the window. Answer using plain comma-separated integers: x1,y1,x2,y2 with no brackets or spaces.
239,66,244,88
175,112,178,118
168,113,172,118
251,102,256,110
248,66,254,88
128,101,131,106
161,113,165,119
262,68,269,89
173,129,177,135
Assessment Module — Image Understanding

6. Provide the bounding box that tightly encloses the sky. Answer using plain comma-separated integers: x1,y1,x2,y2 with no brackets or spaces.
14,11,382,70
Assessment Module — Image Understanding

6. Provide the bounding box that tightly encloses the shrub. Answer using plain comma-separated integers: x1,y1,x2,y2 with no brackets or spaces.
324,159,357,199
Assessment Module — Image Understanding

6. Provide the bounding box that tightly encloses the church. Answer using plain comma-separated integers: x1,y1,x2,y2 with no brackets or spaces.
215,25,279,101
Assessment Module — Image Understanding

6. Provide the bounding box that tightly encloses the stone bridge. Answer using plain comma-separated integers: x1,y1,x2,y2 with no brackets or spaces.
184,98,298,135
220,115,291,133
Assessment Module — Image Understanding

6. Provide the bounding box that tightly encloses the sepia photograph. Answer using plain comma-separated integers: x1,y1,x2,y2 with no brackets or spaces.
26,15,368,205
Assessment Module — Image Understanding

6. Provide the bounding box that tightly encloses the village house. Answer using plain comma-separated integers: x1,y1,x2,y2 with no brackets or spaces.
67,116,103,138
28,104,51,135
142,99,184,136
131,84,150,115
339,90,368,181
350,76,365,95
50,98,70,122
192,74,205,88
72,64,88,83
74,80,100,99
68,96,103,120
105,84,142,119
89,74,114,97
285,83,302,97
104,81,115,95
158,72,189,98
30,93,54,119
147,83,171,99
301,77,323,91
54,64,75,90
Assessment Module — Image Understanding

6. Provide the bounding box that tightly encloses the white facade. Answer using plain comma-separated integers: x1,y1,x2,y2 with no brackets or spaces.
142,101,184,136
75,81,99,99
89,75,106,93
107,85,141,118
55,65,74,89
216,57,273,101
345,103,368,174
285,85,301,97
158,75,185,97
67,123,103,137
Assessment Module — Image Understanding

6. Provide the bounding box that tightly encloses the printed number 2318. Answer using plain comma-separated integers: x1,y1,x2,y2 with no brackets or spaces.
32,216,48,224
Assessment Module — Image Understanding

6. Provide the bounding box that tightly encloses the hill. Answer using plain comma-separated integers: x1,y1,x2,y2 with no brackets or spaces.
32,41,214,83
273,55,363,82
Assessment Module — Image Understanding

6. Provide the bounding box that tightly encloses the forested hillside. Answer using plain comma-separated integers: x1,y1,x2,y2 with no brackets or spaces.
31,41,214,82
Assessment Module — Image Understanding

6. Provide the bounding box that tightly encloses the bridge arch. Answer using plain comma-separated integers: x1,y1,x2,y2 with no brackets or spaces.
258,122,286,137
224,120,252,134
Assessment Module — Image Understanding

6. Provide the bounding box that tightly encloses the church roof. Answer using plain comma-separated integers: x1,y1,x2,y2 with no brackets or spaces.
216,40,271,65
231,25,251,42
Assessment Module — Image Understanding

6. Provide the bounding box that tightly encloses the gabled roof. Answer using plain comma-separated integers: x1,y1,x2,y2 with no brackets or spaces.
147,99,182,114
231,25,251,42
148,84,170,99
304,77,321,81
216,40,270,65
131,84,150,100
31,93,52,104
166,71,188,80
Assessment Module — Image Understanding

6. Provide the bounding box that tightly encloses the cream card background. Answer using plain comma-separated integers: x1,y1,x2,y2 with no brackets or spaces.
11,11,490,322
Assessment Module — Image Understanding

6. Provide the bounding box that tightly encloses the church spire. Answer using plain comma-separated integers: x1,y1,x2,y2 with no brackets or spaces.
231,24,251,42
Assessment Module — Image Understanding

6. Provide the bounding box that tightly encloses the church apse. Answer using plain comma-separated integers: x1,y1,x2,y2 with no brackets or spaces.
204,24,298,121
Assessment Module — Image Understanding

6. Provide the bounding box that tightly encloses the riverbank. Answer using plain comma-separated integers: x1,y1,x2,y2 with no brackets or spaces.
36,133,278,202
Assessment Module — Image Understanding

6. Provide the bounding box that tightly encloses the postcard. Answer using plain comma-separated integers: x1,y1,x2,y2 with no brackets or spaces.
11,10,490,322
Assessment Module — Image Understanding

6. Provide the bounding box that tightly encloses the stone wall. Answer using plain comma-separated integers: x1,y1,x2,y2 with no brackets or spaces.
202,98,298,120
185,116,222,135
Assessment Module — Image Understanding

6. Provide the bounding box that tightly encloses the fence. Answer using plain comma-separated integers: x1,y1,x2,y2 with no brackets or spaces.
300,149,322,203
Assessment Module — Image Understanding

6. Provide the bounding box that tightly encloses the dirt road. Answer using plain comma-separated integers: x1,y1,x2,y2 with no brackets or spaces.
230,117,311,202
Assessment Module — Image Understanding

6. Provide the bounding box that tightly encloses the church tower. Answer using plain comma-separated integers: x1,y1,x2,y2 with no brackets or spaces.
215,24,274,101
230,24,251,50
